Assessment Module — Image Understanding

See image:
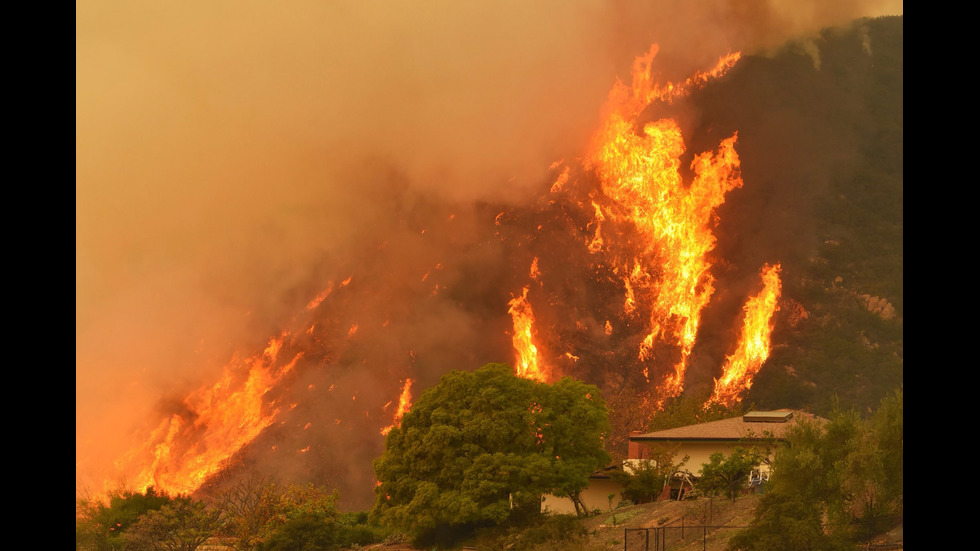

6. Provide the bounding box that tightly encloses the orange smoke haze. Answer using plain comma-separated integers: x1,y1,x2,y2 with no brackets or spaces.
77,0,902,504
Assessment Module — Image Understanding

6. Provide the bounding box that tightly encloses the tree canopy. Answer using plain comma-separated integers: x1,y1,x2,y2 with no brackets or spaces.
372,363,611,543
75,477,383,551
696,447,765,502
608,443,688,504
76,486,177,550
728,388,903,550
124,497,223,551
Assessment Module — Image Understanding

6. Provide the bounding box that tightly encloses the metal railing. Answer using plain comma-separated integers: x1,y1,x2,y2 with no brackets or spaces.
624,524,748,551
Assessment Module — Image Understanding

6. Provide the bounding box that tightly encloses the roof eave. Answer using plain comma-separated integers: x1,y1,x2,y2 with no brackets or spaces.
629,436,785,442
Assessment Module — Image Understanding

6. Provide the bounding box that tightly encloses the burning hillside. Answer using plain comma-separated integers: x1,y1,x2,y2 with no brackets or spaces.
77,2,903,512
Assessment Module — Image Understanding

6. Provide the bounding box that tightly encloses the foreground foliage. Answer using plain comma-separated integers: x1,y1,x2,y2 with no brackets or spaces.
728,388,903,550
372,362,611,546
76,487,177,550
76,478,384,551
696,446,766,502
493,514,608,551
608,444,689,504
125,498,223,551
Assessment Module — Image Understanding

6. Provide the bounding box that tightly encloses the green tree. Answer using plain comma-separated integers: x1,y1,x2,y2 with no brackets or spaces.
277,483,341,525
608,444,688,504
123,497,223,551
211,474,286,550
211,474,348,550
76,487,176,551
256,508,386,551
696,447,764,501
728,390,904,550
871,387,903,516
372,363,610,545
256,514,337,551
727,414,854,551
330,512,388,549
727,492,832,551
842,387,903,538
535,376,615,515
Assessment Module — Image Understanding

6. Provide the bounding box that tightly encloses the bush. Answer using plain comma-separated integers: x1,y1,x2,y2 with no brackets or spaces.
499,514,594,551
257,514,338,551
76,487,177,551
257,509,387,550
334,521,387,548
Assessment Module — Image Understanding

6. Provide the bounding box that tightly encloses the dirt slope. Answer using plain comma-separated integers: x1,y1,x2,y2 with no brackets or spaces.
350,494,903,551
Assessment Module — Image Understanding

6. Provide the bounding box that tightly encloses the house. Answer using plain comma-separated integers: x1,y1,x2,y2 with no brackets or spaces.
540,465,625,515
628,409,828,499
541,409,827,512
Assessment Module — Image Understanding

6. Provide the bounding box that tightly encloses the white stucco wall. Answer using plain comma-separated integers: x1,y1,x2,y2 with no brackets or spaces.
541,477,625,515
638,441,774,477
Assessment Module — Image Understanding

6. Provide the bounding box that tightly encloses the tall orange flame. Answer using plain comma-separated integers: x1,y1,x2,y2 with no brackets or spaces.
708,263,782,407
586,45,743,406
116,334,301,496
381,378,413,436
508,285,547,382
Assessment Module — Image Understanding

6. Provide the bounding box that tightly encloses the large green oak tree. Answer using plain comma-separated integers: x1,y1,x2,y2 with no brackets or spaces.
372,363,611,541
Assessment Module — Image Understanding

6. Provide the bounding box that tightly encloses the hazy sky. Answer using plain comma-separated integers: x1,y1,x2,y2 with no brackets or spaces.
76,0,902,496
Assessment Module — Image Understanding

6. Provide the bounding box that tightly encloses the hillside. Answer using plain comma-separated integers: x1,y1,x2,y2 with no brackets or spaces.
695,15,904,414
189,13,904,514
348,494,903,551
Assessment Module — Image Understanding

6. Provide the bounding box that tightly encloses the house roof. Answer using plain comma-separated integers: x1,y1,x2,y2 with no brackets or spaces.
629,409,827,442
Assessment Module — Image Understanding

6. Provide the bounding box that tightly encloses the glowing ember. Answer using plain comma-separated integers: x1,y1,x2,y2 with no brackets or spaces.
306,283,334,310
587,200,606,253
550,165,570,193
707,263,782,407
380,379,413,436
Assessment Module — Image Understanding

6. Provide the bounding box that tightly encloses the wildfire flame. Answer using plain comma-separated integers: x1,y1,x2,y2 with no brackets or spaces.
584,45,743,407
500,45,773,421
707,263,782,407
306,283,334,310
116,334,301,496
380,378,413,436
508,285,547,382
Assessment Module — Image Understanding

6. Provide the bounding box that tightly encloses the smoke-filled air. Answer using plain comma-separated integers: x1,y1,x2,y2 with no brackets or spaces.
77,0,903,511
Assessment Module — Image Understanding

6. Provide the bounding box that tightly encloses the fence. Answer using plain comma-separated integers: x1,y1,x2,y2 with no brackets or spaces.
623,523,747,551
624,525,904,551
